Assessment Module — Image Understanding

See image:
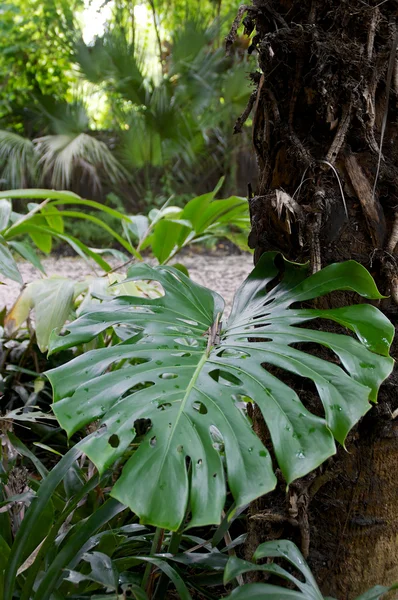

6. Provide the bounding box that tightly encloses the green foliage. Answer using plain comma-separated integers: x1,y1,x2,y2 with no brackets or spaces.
0,3,255,201
224,540,398,600
0,0,79,125
0,186,250,285
0,189,142,284
127,180,250,262
0,186,250,354
46,254,393,531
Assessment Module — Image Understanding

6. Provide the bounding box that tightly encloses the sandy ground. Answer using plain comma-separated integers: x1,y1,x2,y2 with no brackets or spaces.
0,252,254,314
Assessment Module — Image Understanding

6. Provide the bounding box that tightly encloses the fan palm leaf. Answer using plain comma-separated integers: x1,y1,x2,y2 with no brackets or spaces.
0,130,37,189
34,133,126,191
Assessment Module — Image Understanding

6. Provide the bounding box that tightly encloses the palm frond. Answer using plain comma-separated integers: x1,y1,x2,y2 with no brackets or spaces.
34,133,126,191
0,130,38,189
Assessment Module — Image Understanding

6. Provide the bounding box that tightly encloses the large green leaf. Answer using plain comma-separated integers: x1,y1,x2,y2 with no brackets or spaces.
46,253,394,531
6,277,77,352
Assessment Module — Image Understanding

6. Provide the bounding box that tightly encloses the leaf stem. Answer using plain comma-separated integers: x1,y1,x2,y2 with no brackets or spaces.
141,527,165,594
153,529,184,600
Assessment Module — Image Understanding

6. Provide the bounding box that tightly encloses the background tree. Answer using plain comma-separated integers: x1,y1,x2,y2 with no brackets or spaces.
229,1,398,597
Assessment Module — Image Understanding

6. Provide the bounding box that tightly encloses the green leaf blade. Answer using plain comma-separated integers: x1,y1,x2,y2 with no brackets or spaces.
47,254,394,530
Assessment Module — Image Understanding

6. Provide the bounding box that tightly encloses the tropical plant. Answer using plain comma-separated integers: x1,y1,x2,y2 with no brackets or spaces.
0,188,141,285
126,178,251,262
0,185,249,350
0,99,127,192
45,253,393,531
224,540,398,600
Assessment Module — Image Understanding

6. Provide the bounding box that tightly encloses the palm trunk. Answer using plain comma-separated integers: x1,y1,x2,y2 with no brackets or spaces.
229,1,398,597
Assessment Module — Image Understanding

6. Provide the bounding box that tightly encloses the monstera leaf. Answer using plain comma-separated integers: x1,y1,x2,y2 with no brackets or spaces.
46,253,394,530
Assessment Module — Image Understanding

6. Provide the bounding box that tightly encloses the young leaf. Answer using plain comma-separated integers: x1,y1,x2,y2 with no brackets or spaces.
6,278,76,352
46,254,394,531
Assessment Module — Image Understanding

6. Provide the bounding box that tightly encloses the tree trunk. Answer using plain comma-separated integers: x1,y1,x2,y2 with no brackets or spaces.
228,1,398,597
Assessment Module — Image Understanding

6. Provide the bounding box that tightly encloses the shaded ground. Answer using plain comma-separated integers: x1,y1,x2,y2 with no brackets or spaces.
1,252,254,314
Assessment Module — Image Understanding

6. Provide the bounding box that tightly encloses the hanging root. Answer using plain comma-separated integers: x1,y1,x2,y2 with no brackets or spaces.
325,102,352,165
345,154,386,247
307,190,324,274
387,210,398,253
234,90,257,134
367,7,380,61
225,5,253,54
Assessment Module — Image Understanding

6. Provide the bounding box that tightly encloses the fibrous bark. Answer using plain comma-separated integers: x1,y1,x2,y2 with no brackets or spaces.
228,1,398,597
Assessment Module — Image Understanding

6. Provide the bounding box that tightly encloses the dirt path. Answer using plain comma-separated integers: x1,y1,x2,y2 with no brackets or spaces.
1,252,254,313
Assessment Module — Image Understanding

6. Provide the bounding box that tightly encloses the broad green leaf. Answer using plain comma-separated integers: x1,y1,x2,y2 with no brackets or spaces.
172,263,190,277
46,254,393,531
0,199,11,231
6,278,76,352
7,241,46,274
29,230,52,254
194,197,247,233
180,191,216,230
150,219,192,264
41,205,64,233
0,240,22,283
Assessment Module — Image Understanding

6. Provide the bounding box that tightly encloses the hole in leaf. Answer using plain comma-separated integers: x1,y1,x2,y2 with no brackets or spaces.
217,348,250,359
59,329,71,337
176,318,199,326
209,425,224,453
167,325,193,334
174,337,199,347
121,381,155,398
252,312,271,321
150,436,157,447
171,351,192,358
197,459,203,465
129,357,150,366
108,434,120,448
213,473,217,478
133,418,152,436
192,401,208,414
177,444,184,453
209,369,243,387
232,393,253,404
159,373,178,380
157,402,172,410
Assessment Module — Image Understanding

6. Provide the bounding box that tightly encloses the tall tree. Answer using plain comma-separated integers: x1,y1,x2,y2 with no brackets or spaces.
229,1,398,597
